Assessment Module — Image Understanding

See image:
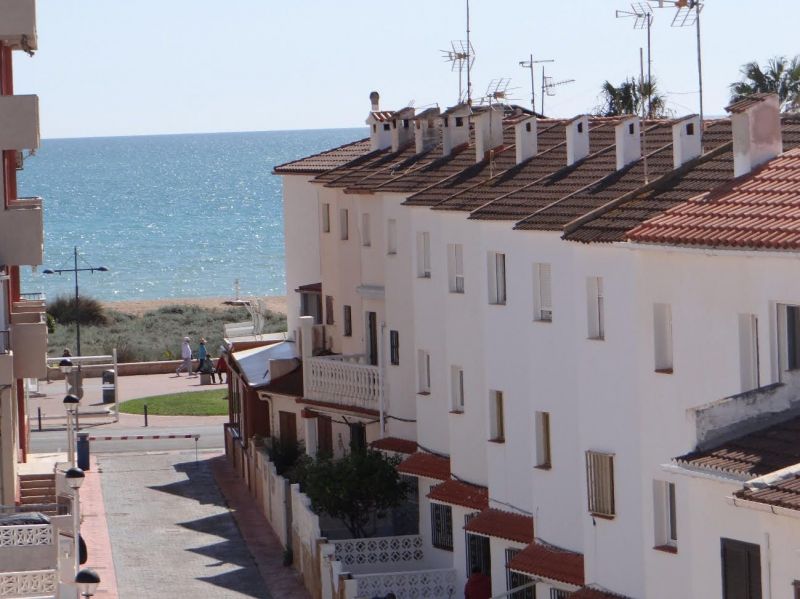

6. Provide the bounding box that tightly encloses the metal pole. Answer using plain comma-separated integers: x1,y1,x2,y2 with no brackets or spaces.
640,47,649,184
695,3,704,145
465,0,471,105
541,66,546,117
67,411,74,467
37,407,41,431
647,14,652,119
74,247,81,357
112,348,119,423
529,54,536,113
73,486,80,576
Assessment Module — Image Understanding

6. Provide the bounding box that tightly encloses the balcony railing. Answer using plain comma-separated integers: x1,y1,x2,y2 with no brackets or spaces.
0,570,57,597
0,96,39,151
305,354,382,410
0,197,43,266
0,0,38,52
0,524,52,547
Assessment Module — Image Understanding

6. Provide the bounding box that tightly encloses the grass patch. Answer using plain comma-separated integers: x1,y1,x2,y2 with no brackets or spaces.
47,303,286,363
118,389,229,416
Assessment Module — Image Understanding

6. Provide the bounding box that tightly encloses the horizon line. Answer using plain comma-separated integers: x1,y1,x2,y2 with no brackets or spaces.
42,124,368,142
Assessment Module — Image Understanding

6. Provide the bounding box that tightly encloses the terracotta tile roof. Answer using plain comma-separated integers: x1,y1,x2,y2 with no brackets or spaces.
296,397,379,418
273,138,371,175
735,473,800,511
368,111,397,123
570,586,632,599
463,508,534,544
726,93,775,114
427,479,489,510
313,146,396,186
370,437,418,454
397,452,451,481
627,147,800,249
294,282,321,293
675,415,800,478
507,541,584,586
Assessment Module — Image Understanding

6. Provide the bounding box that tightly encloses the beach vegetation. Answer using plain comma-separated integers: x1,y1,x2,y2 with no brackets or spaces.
47,295,108,326
118,389,228,416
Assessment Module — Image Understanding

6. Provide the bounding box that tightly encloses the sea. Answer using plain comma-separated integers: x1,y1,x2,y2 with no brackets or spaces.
18,128,365,302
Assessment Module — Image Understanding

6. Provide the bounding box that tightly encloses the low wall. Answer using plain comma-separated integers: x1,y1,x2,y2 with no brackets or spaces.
46,359,199,381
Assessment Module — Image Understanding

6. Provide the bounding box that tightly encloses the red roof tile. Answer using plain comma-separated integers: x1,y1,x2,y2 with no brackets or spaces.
273,138,371,174
570,586,631,599
463,508,533,544
628,148,800,249
507,542,584,586
736,473,800,511
370,437,418,454
726,93,775,114
427,480,489,511
397,452,451,481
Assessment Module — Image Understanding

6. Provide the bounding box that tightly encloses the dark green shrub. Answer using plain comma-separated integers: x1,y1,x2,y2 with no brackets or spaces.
47,295,107,326
45,313,56,334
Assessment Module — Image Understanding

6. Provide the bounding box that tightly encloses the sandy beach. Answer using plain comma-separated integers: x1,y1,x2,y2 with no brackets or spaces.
101,295,287,317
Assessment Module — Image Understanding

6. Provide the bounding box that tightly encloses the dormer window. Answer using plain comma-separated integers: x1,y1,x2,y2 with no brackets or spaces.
577,122,584,133
444,117,450,128
628,123,635,135
383,123,391,131
525,122,532,132
455,117,464,127
686,123,695,135
403,119,410,129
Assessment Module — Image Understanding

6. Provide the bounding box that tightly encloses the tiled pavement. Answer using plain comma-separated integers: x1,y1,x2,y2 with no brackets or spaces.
81,458,120,598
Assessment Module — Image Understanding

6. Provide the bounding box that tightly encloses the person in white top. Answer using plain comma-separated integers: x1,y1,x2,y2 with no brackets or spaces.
175,336,193,376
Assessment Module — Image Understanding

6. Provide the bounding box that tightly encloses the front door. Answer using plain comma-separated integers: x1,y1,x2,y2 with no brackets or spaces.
721,538,762,599
366,311,378,366
278,411,297,447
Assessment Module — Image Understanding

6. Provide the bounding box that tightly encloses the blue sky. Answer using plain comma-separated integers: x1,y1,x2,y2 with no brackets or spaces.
13,0,799,138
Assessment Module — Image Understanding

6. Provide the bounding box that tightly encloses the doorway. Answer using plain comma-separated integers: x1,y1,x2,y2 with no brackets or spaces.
366,311,378,366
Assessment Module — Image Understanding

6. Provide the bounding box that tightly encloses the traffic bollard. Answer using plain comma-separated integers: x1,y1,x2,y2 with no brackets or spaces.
144,404,148,427
37,407,42,431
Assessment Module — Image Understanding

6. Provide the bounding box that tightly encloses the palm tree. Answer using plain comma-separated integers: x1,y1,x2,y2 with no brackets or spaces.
730,56,800,112
596,77,670,118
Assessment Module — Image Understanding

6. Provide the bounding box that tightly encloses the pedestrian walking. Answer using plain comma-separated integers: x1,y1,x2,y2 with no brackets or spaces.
196,338,208,373
216,346,229,384
175,336,193,376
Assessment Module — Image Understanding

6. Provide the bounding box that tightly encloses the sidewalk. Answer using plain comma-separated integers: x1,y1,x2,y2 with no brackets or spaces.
81,457,119,598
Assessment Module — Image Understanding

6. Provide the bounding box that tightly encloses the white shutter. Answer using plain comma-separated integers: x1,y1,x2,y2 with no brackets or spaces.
538,263,552,320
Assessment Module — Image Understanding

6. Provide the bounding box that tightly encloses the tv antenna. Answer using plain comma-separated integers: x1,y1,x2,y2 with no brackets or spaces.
540,69,575,117
616,2,654,118
519,54,554,114
650,0,704,126
442,40,475,103
482,78,519,104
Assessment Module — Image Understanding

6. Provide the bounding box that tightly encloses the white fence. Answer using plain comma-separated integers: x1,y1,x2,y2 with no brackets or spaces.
305,354,381,409
0,569,57,597
0,525,52,548
344,568,457,599
330,535,425,574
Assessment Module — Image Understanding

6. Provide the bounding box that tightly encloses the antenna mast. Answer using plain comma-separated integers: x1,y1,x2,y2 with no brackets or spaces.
466,0,472,105
616,2,654,118
519,54,554,114
540,68,575,117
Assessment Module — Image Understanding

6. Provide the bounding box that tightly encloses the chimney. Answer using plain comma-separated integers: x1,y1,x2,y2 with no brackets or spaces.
473,106,504,163
514,116,538,164
414,107,441,153
370,91,380,112
672,115,702,169
614,116,641,170
391,107,415,152
441,104,471,156
727,93,782,177
566,115,590,166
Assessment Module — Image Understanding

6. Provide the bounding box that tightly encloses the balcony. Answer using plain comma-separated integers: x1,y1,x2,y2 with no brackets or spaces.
0,95,40,151
305,354,382,411
11,317,46,380
0,0,37,52
0,198,43,266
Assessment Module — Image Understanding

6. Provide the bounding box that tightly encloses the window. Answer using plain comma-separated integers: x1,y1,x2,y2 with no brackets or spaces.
340,208,349,240
653,303,673,373
455,116,464,127
321,203,330,233
721,538,762,599
279,411,297,446
448,244,465,293
505,549,535,599
653,480,677,549
349,423,367,452
300,292,322,325
686,122,695,135
586,451,615,517
417,232,431,278
451,366,464,412
325,295,334,325
628,122,635,135
577,121,584,134
465,513,491,575
418,350,431,393
550,590,570,599
431,503,453,550
390,330,399,366
488,252,507,305
793,581,800,599
535,411,551,469
343,305,352,336
387,219,397,255
383,123,390,131
533,263,552,321
361,213,371,247
489,390,505,442
586,276,605,339
525,122,532,132
317,415,333,457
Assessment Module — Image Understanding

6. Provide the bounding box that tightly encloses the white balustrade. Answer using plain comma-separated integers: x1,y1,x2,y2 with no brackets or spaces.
0,524,52,547
306,354,382,409
332,534,423,568
0,570,57,597
350,568,456,599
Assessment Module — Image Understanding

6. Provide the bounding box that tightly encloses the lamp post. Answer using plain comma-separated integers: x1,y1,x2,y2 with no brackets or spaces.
65,467,85,580
63,394,79,467
75,568,100,598
43,246,108,356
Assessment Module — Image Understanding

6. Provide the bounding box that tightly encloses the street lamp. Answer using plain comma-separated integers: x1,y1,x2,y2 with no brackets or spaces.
65,467,85,578
75,568,100,598
43,246,109,356
63,394,79,467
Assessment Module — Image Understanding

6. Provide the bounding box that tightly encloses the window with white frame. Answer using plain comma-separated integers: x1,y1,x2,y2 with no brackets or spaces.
451,366,464,412
535,411,551,469
448,244,465,293
489,390,505,442
417,232,431,278
418,349,431,393
587,276,605,339
586,450,615,517
653,480,677,549
653,303,673,373
321,203,330,233
387,219,397,255
533,263,552,321
340,208,349,240
361,212,371,247
488,252,507,305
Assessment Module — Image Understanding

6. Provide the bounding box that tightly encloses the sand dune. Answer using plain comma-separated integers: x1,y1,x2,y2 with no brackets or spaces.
102,295,287,317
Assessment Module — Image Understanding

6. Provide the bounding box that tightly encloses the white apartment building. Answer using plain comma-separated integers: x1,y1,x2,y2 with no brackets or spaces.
269,91,800,599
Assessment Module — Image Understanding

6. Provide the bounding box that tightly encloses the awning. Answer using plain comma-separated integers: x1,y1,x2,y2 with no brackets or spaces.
230,341,300,388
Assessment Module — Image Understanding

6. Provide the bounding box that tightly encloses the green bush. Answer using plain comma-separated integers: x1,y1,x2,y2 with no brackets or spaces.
45,313,56,334
47,295,108,326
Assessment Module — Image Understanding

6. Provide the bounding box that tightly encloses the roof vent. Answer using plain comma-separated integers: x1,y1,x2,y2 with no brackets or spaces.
726,93,782,177
614,116,641,170
566,115,590,166
672,115,702,169
515,116,538,164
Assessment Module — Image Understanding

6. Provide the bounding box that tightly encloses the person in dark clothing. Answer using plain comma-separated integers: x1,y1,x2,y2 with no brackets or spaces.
464,567,491,599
